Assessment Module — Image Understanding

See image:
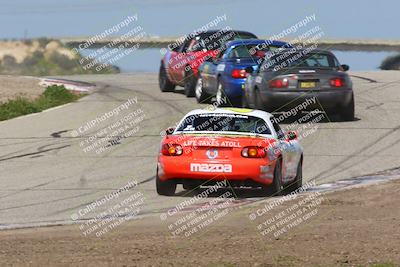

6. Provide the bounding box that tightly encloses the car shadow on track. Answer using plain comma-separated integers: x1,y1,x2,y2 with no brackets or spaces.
175,186,279,199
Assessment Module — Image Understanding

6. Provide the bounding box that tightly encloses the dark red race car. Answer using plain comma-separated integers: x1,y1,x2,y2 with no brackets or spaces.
159,29,257,97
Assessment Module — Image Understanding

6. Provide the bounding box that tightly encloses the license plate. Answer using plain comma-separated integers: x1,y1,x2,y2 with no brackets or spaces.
194,148,232,159
300,82,316,88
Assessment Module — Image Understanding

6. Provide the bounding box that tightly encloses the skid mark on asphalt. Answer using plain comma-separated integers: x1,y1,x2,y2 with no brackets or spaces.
44,176,156,216
0,144,70,162
0,190,95,212
0,130,126,202
0,176,155,214
108,83,187,115
310,77,400,182
357,78,400,95
350,75,377,83
0,172,77,201
312,123,400,182
50,130,69,138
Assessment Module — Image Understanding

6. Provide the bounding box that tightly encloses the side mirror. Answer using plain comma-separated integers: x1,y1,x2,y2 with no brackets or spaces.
286,131,297,141
169,45,179,52
165,127,175,135
245,66,254,74
341,64,349,71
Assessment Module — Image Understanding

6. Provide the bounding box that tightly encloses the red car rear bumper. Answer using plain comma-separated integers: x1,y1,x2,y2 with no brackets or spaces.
157,156,276,185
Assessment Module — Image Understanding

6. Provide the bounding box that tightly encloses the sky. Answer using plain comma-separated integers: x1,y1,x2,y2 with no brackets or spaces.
0,0,399,40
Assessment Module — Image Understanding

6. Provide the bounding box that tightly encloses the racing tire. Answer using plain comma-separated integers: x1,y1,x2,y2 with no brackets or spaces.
242,93,249,108
156,174,176,196
216,81,229,107
287,160,303,193
340,94,355,121
269,159,284,196
195,76,210,103
184,68,197,97
254,89,264,110
294,160,303,190
159,64,175,92
230,97,243,108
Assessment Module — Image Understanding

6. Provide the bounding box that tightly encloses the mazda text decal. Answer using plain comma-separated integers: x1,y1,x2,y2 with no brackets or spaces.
190,163,232,173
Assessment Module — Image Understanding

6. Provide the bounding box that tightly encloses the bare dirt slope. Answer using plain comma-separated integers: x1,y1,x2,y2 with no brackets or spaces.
0,179,399,267
0,75,43,103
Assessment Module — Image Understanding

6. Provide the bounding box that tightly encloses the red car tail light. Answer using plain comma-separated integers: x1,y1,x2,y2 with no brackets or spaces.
162,144,183,156
241,146,266,158
269,78,288,88
330,77,345,87
231,69,248,79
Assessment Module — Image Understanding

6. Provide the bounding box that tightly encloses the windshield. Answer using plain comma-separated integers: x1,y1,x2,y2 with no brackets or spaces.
176,114,271,135
228,44,283,59
262,50,339,71
199,31,256,51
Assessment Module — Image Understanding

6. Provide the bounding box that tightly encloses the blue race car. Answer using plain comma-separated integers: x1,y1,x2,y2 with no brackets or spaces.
195,39,290,106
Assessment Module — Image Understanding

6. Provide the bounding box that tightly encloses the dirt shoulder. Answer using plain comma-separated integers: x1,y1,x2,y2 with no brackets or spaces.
0,75,43,103
0,180,399,267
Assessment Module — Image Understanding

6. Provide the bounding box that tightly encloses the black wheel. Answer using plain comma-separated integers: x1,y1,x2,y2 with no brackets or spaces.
229,97,243,107
216,81,228,106
159,64,175,92
156,173,176,196
242,92,249,108
216,81,241,107
184,68,197,97
294,160,303,190
270,159,284,196
340,94,355,121
287,159,303,193
195,76,210,103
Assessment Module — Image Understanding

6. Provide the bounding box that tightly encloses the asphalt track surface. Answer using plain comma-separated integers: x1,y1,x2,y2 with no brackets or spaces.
0,71,399,228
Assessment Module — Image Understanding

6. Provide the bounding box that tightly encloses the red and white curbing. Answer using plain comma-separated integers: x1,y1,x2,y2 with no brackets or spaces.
39,78,95,93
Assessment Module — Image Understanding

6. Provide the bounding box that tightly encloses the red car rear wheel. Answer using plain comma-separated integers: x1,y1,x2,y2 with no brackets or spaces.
156,173,176,196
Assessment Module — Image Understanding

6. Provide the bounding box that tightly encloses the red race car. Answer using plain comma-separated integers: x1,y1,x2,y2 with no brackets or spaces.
159,29,257,97
156,108,303,196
